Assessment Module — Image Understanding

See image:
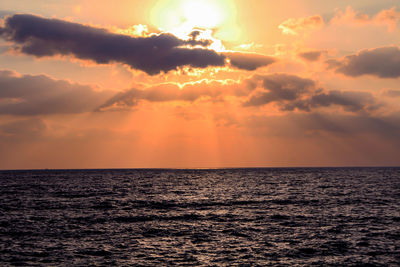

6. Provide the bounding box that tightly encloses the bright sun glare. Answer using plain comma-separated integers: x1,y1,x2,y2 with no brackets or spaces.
182,0,225,29
151,0,231,44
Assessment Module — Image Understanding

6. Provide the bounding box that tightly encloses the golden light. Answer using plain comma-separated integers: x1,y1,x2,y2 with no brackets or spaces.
182,0,225,29
150,0,235,44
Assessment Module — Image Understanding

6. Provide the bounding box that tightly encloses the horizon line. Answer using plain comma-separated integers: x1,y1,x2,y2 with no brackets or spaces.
1,165,400,172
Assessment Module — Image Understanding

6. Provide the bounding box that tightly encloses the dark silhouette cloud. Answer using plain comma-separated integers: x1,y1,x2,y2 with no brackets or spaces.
308,91,379,112
244,74,315,106
0,14,276,74
298,50,324,61
225,52,276,70
284,90,380,112
0,14,226,75
328,46,400,78
0,70,112,115
243,74,380,113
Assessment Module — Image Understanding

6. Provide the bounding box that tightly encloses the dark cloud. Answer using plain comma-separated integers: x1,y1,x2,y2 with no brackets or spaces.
243,74,380,114
0,70,112,115
284,90,380,112
329,46,400,78
0,14,226,75
244,74,315,106
0,14,276,74
298,50,324,61
186,30,212,47
225,52,276,70
309,91,379,112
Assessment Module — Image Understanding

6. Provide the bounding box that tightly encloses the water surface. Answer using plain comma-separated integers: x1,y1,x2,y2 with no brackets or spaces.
0,168,399,266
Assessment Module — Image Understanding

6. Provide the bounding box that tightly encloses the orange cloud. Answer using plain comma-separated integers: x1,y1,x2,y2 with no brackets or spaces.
0,70,112,115
97,79,250,111
331,6,400,32
96,72,385,116
278,15,324,35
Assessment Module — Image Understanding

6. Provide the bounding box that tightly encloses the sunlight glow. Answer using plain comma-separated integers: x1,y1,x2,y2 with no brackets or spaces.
182,0,225,29
150,0,234,49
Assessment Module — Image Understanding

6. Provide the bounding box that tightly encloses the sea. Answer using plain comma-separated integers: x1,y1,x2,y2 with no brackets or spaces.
0,167,399,266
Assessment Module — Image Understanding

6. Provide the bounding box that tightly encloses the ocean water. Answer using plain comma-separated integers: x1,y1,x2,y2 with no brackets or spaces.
0,168,399,266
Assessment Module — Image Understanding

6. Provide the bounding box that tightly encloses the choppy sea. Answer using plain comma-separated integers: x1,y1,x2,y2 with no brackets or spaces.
0,167,399,266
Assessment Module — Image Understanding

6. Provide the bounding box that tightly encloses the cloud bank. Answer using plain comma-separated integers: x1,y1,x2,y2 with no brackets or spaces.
0,70,111,115
328,46,400,78
97,80,246,111
244,74,315,106
243,74,380,113
0,14,275,74
97,73,382,115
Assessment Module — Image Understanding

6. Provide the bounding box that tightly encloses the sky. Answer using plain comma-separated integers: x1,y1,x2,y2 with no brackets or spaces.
0,0,399,169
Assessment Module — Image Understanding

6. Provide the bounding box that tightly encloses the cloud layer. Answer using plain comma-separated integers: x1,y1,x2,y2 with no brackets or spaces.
244,74,315,106
97,80,246,111
328,46,400,78
96,73,382,115
0,14,275,74
243,74,380,113
331,6,400,32
0,70,111,115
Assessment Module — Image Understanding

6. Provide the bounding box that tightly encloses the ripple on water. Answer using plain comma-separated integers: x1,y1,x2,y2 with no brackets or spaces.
0,167,399,266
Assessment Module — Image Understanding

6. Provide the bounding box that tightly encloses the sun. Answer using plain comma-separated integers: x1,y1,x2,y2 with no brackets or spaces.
182,0,225,29
151,0,231,36
150,0,238,49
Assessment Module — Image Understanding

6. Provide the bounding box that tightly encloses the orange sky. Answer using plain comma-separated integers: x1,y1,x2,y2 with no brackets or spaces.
0,0,399,169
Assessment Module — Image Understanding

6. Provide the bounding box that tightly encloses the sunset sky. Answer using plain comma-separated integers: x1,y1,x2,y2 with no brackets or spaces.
0,0,399,169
